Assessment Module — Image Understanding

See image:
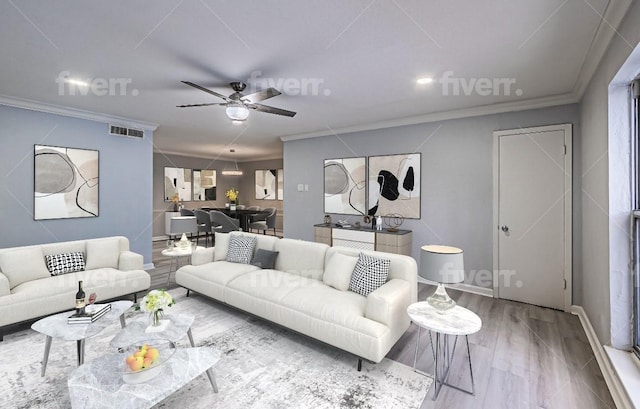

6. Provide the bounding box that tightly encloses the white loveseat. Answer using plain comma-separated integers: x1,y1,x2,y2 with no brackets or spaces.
175,232,417,367
0,236,151,339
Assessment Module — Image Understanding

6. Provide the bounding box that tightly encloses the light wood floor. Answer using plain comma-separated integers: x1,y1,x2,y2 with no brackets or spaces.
150,240,616,408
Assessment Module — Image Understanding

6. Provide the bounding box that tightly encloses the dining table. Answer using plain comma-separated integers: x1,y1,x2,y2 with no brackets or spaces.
208,208,269,232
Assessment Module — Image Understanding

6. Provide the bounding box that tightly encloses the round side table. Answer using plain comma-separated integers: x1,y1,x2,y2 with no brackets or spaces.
407,301,482,400
162,246,197,284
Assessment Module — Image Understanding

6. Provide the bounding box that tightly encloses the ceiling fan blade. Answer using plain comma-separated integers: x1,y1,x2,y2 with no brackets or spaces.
251,103,297,117
241,88,281,103
181,81,230,102
176,102,223,108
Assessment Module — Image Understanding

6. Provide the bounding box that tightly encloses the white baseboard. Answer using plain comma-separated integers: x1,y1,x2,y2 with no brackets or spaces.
152,236,169,242
143,263,155,270
571,305,633,409
417,277,494,297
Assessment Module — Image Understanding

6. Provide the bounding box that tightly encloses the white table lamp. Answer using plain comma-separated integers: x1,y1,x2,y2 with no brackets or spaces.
419,245,465,311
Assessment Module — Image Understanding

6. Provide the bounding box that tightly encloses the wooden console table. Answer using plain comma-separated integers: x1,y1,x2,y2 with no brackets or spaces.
313,223,412,255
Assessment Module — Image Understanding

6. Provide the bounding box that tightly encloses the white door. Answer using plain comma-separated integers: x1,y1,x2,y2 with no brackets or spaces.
493,124,572,311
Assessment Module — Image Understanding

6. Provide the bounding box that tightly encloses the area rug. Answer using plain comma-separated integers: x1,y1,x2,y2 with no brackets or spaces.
0,289,431,408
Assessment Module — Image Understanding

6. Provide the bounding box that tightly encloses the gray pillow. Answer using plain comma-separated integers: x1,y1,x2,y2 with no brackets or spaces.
251,249,279,269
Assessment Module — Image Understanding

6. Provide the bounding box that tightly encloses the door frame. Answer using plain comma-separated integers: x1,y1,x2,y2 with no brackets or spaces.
492,123,573,311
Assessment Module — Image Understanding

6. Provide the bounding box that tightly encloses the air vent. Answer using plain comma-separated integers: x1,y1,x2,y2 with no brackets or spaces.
109,125,144,138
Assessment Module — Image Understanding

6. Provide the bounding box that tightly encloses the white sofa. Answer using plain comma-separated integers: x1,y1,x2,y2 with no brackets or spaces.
175,232,417,368
0,236,151,339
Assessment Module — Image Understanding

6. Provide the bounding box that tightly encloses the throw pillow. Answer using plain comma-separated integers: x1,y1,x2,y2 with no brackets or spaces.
323,252,359,291
226,235,257,264
251,249,279,269
45,252,85,275
213,233,230,261
85,238,120,269
0,247,50,289
348,253,391,297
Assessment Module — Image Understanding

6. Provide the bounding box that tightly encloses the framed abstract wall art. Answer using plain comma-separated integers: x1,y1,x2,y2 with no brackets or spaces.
255,169,278,200
34,145,99,220
193,169,216,201
277,168,284,201
324,157,366,215
368,153,421,219
164,167,192,202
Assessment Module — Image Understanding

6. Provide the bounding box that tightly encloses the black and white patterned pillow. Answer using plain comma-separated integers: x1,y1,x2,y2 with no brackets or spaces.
348,253,391,296
226,236,257,264
45,252,86,276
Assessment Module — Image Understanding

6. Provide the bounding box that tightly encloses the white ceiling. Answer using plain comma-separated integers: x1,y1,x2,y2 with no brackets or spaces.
0,0,630,161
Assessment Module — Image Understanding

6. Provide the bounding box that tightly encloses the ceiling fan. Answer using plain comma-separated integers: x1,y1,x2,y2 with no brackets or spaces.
177,81,296,121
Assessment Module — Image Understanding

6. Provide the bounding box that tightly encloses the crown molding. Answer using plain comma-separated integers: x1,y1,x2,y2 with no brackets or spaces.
152,148,283,163
0,95,158,131
573,0,634,98
280,93,577,142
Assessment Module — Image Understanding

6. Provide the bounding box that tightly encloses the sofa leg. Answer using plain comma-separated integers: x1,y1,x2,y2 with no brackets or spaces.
186,289,190,297
133,293,138,303
357,358,362,371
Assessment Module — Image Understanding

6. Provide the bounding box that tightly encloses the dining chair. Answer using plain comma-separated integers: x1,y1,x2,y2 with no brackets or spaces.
194,209,214,247
169,216,198,240
235,205,246,210
210,210,241,233
249,207,277,235
180,208,195,216
246,206,261,211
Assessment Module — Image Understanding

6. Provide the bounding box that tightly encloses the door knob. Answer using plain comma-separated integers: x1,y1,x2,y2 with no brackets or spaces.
501,225,509,232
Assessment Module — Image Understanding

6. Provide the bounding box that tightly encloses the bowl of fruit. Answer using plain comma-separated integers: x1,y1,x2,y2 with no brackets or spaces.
121,338,175,384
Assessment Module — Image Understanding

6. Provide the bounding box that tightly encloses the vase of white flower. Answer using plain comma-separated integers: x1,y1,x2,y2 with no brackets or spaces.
138,289,174,332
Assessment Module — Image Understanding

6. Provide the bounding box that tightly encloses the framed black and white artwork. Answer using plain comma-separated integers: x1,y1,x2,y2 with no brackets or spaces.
324,157,366,215
34,144,99,220
368,153,421,219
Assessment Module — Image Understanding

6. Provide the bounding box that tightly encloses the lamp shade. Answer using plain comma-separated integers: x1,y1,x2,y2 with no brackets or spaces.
226,105,249,121
419,245,464,284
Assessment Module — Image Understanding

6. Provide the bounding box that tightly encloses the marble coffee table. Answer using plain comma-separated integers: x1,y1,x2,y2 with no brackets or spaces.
67,347,220,409
109,313,196,349
31,300,133,376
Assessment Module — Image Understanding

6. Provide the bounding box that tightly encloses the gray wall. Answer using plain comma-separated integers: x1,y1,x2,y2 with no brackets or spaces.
579,2,640,346
284,104,581,294
0,104,153,263
152,154,283,237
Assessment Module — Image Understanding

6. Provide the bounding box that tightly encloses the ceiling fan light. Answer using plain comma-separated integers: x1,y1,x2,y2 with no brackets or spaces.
226,105,249,121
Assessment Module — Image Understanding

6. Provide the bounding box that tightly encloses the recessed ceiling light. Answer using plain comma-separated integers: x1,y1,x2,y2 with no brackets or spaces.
416,77,433,85
66,78,89,87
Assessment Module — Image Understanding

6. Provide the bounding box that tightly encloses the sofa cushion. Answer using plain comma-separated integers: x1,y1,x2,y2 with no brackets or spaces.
348,253,390,297
214,233,231,261
251,249,279,269
226,235,257,264
274,239,329,280
85,238,120,269
281,283,368,329
45,252,85,275
323,252,358,291
226,269,311,304
178,261,260,287
0,247,50,289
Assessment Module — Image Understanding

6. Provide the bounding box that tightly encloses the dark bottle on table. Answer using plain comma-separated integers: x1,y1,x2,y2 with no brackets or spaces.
75,281,86,315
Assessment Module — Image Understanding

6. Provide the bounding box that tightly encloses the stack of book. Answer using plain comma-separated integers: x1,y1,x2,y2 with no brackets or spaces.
68,303,111,324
